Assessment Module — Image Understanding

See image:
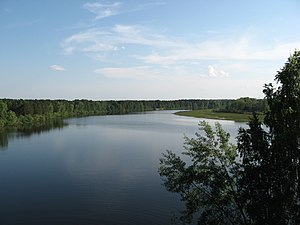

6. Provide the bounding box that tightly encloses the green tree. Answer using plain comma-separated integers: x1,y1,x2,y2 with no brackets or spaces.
237,115,271,224
5,111,18,126
0,100,8,118
238,50,300,224
0,101,8,128
159,121,248,225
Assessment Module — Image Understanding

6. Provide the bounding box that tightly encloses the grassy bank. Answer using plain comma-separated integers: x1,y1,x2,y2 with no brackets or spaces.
175,109,264,122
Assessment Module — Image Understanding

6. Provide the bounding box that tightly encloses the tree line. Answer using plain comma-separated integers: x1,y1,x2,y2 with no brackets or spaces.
0,98,266,128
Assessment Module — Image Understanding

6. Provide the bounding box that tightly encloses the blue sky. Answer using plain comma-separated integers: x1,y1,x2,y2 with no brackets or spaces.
1,0,300,100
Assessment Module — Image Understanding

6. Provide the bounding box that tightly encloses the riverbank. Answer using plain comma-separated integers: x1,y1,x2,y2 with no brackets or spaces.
175,109,264,122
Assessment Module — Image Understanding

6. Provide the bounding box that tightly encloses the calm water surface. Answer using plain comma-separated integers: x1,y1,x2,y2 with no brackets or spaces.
0,111,247,225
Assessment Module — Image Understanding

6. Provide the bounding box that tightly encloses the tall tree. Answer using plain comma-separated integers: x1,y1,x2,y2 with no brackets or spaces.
239,50,300,224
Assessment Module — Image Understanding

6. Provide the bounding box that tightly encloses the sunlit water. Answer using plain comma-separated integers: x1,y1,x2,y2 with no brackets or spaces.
0,111,247,225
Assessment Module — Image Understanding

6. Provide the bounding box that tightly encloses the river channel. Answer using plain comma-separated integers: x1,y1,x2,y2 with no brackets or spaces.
0,110,247,225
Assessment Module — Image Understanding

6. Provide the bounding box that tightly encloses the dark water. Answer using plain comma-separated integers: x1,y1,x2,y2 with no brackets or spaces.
0,111,246,225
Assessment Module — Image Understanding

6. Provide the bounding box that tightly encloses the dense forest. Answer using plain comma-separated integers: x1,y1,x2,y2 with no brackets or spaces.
0,97,266,128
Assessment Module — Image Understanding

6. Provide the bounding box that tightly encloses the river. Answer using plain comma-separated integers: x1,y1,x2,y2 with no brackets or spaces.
0,110,247,225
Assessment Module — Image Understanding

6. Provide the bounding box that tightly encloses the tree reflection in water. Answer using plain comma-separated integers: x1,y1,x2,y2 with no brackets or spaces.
0,119,66,150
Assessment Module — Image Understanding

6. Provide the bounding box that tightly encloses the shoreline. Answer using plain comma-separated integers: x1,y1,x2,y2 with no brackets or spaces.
175,109,264,122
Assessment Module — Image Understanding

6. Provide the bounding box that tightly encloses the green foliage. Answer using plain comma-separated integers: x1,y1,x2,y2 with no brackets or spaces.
223,97,267,113
237,115,271,224
0,98,265,128
0,100,8,118
159,121,248,225
0,119,5,128
5,111,18,126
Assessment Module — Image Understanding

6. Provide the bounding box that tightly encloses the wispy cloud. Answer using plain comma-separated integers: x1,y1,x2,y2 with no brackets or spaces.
139,38,300,65
49,65,65,71
83,1,122,20
63,22,300,64
61,24,181,56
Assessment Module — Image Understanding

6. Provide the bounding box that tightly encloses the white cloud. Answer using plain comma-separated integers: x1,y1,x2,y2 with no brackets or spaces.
219,70,229,77
208,65,229,78
208,65,229,77
49,65,65,71
83,1,122,20
208,65,217,77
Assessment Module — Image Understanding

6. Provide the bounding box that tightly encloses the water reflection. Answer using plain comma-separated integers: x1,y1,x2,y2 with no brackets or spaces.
0,111,247,225
0,129,8,149
0,119,66,149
